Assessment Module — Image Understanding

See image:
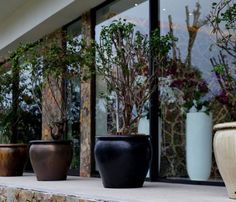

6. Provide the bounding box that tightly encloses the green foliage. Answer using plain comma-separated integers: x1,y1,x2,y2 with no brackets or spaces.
208,0,236,58
18,31,93,139
209,0,236,120
0,30,93,141
212,64,225,74
0,43,42,143
183,94,210,114
95,19,173,134
150,29,177,59
211,0,236,30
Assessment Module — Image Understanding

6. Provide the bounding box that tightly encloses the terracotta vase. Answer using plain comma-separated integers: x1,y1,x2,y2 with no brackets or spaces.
0,144,28,176
29,140,73,181
214,122,236,199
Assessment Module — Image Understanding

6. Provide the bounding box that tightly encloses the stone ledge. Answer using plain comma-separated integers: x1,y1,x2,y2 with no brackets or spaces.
0,174,232,202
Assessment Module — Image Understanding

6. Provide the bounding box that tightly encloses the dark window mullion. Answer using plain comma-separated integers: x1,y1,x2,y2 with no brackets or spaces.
149,0,159,182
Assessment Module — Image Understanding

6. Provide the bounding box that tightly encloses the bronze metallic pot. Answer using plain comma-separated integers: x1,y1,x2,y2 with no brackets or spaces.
29,140,73,181
0,144,28,176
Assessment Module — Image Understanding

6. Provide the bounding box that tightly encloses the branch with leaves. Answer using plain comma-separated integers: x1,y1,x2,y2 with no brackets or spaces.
13,31,93,140
208,0,236,120
95,19,172,135
207,0,236,58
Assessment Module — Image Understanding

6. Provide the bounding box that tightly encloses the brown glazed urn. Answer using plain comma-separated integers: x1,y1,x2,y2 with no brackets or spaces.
29,140,73,181
0,144,28,176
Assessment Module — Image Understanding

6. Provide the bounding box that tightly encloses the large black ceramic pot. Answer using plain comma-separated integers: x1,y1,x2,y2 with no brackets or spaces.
94,135,152,188
0,144,28,176
29,140,73,181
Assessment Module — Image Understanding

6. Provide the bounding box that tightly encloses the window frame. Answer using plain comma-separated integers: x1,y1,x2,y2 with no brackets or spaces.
64,0,224,186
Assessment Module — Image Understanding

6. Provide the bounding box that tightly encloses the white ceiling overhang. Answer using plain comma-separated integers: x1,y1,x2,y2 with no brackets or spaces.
0,0,105,57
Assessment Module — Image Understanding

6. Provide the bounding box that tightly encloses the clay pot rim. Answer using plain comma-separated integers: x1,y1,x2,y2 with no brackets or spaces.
214,122,236,131
0,144,28,147
29,140,72,145
97,134,150,141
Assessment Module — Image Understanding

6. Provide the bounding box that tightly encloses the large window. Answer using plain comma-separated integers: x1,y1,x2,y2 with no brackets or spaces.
95,0,149,138
159,0,234,182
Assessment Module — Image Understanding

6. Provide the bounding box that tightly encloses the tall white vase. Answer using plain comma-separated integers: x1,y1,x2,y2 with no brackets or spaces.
186,111,212,181
214,122,236,199
138,117,150,135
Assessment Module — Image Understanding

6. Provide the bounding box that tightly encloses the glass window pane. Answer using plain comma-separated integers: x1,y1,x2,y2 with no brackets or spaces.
66,20,82,171
95,0,149,138
159,0,234,181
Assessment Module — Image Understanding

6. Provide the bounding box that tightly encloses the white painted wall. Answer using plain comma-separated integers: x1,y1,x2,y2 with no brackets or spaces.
0,0,105,56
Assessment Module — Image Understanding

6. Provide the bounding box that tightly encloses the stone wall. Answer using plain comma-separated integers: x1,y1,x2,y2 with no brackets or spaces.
0,186,101,202
160,101,229,179
79,12,93,177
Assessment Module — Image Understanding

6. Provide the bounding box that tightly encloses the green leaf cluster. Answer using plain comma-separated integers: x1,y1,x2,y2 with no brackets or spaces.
94,19,173,134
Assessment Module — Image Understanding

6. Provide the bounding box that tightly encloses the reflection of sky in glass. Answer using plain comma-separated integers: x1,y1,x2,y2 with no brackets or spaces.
160,0,234,95
96,1,149,40
161,0,212,25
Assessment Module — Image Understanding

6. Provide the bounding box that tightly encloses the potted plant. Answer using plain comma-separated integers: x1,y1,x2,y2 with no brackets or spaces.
208,0,236,198
0,56,30,176
18,31,88,181
93,19,173,188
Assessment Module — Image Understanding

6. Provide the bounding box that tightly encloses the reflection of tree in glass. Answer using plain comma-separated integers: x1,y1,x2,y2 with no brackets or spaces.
16,32,88,140
0,57,42,143
158,2,210,178
208,0,236,120
159,2,209,113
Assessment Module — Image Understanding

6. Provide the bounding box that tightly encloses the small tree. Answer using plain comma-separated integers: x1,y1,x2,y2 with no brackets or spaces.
18,31,92,140
0,49,42,143
95,19,173,135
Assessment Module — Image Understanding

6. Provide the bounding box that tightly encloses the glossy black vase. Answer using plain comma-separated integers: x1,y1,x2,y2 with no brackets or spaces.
94,135,152,188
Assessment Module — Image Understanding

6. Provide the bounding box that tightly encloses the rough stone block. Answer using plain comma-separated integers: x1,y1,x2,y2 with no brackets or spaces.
51,195,66,202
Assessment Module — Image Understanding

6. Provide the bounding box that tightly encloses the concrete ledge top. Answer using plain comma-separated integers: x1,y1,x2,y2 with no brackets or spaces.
0,174,232,202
